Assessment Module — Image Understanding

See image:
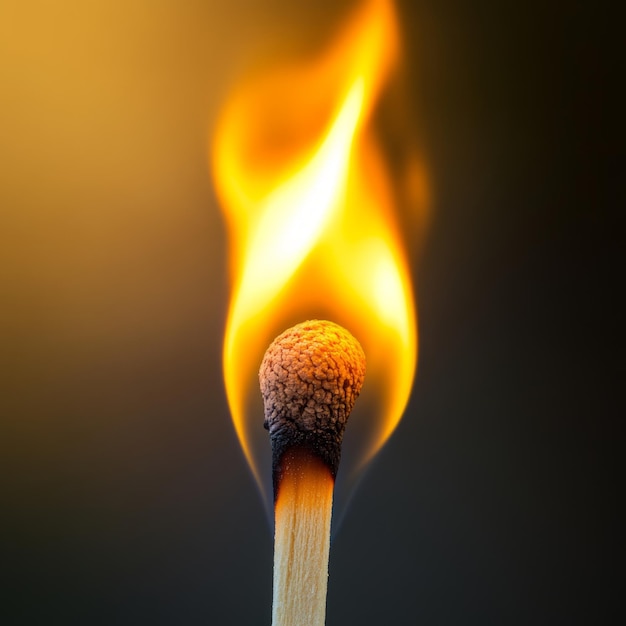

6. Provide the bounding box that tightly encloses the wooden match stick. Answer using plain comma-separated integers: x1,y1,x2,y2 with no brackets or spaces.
259,320,366,626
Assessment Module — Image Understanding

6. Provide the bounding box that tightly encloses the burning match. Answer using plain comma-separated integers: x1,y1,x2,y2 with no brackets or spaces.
260,320,366,626
212,0,425,623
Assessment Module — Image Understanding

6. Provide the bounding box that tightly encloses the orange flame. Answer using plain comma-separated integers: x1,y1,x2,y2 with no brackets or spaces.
212,0,423,501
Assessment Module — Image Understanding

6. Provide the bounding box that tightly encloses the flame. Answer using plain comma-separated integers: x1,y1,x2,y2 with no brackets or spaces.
212,0,422,500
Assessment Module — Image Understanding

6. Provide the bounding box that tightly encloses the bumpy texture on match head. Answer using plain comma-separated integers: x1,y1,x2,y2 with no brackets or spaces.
260,320,366,487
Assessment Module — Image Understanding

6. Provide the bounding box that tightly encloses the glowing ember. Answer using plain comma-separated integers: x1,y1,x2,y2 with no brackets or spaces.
211,0,422,502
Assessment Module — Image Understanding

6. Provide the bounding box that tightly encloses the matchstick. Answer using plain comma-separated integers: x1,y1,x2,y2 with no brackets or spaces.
259,320,366,626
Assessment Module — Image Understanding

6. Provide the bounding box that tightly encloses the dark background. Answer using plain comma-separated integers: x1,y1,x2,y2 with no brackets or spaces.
1,1,619,624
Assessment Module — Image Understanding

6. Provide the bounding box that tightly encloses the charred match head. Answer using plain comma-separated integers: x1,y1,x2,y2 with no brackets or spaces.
259,320,366,493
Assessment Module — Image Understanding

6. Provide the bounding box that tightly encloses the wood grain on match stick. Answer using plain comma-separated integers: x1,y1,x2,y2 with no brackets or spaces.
272,448,333,626
260,320,366,626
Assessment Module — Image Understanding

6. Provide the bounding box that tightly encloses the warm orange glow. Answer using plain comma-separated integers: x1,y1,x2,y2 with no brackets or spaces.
275,448,335,517
212,0,421,496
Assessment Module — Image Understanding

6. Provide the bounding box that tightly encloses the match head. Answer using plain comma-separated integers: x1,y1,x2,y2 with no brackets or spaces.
259,320,366,484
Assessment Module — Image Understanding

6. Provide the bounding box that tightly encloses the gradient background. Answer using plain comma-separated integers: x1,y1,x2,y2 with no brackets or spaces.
1,1,619,624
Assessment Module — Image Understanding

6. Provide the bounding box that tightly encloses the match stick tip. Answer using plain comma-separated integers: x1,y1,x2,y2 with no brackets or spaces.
259,320,366,484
